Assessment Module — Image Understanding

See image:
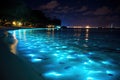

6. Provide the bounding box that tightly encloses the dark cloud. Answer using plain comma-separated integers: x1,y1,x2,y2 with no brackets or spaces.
55,6,74,13
23,0,120,26
39,0,59,10
76,6,88,12
82,11,93,16
94,6,111,15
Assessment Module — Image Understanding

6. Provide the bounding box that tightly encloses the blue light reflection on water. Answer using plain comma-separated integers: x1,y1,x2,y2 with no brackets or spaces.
8,28,120,80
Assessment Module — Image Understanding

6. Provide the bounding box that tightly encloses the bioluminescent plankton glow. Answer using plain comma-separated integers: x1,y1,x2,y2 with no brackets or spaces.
8,28,120,80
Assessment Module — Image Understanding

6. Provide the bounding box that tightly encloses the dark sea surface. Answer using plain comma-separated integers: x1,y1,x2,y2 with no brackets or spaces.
8,28,120,80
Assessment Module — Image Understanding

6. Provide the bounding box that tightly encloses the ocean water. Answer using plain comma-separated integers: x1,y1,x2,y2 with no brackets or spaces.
8,28,120,80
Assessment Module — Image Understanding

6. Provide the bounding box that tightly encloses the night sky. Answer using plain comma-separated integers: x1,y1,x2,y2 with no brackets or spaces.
24,0,120,26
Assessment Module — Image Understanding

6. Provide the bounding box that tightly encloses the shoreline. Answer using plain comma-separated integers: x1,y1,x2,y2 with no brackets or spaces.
0,26,34,31
0,30,43,80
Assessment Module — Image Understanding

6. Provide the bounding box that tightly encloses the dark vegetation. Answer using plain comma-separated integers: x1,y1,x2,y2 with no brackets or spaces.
0,0,61,27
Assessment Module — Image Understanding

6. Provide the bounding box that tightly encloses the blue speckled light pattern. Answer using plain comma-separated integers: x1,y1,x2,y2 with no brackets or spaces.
8,28,120,80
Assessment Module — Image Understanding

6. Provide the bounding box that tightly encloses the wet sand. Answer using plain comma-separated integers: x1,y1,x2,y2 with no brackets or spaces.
0,30,43,80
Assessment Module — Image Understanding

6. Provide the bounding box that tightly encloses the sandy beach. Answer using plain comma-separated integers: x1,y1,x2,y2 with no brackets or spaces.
0,30,43,80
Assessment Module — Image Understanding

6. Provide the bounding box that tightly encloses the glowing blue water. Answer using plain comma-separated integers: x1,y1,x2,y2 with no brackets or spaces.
9,28,120,80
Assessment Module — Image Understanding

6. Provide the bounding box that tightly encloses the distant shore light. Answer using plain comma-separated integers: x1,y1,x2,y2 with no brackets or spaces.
12,21,22,26
86,25,90,28
12,21,17,26
18,22,22,26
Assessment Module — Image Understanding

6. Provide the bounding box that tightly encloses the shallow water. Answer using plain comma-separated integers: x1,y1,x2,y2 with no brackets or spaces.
8,28,120,80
